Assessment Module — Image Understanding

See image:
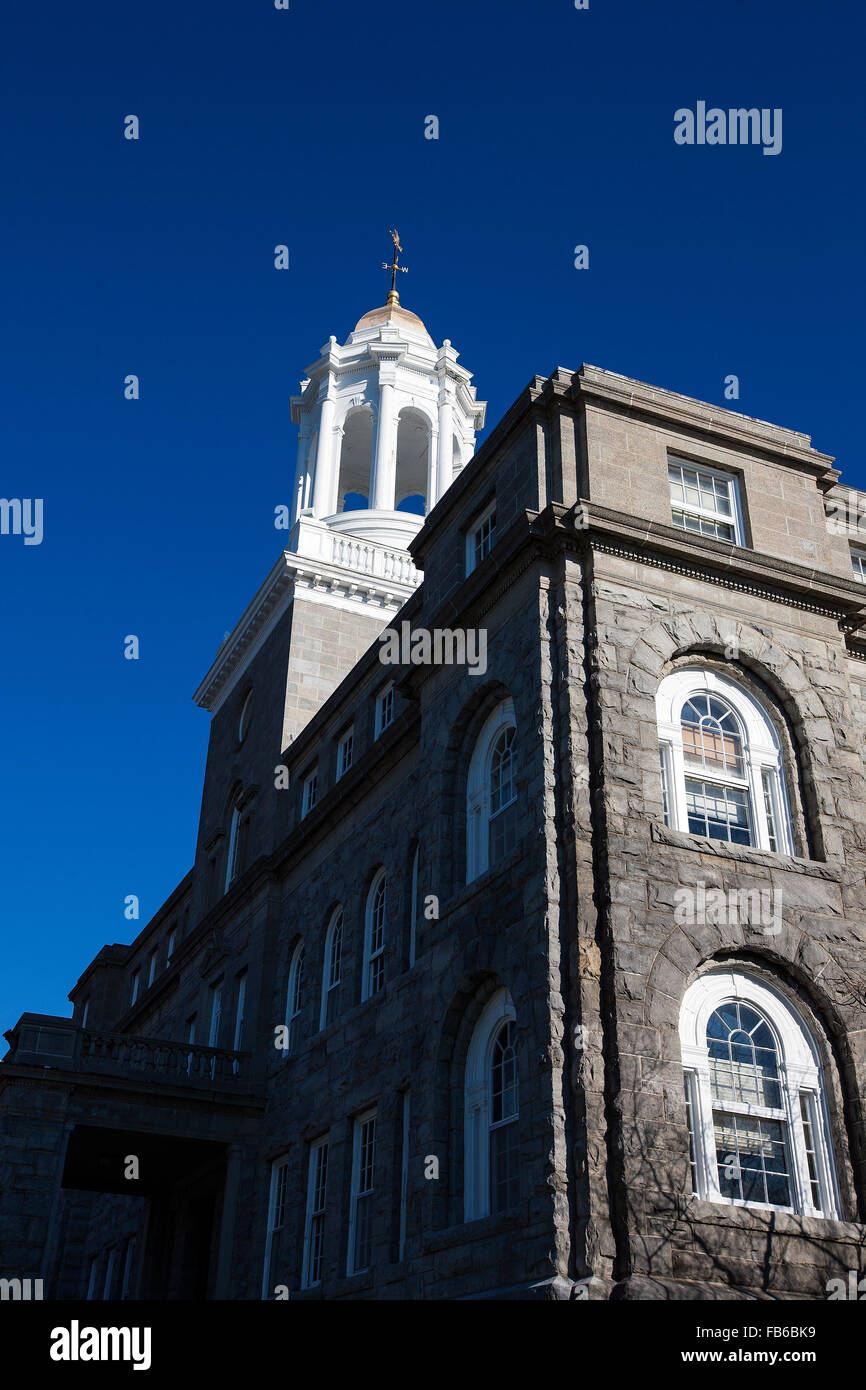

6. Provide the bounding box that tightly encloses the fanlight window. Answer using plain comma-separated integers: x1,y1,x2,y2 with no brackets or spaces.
657,670,793,854
680,972,838,1217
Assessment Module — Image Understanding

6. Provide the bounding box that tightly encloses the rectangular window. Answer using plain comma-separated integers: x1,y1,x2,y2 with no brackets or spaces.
263,1156,290,1298
684,777,753,846
302,1137,329,1289
713,1112,792,1209
668,458,743,545
185,1014,197,1077
167,929,176,963
375,685,394,738
225,809,241,890
130,971,140,1007
799,1092,823,1211
81,999,89,1029
120,1236,136,1299
349,1110,377,1275
147,950,158,987
467,503,496,574
761,769,780,853
852,549,866,583
659,745,671,827
232,971,247,1075
102,1246,117,1300
399,1091,410,1261
683,1072,699,1195
209,981,223,1048
337,728,354,780
301,770,318,817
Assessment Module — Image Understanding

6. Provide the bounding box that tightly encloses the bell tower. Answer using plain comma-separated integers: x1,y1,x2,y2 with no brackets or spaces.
288,232,486,572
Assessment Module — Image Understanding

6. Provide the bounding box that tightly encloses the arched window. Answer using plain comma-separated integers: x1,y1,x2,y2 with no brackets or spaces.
467,698,517,882
320,909,343,1028
680,971,839,1216
362,870,387,1001
464,988,519,1220
657,669,793,854
284,942,305,1056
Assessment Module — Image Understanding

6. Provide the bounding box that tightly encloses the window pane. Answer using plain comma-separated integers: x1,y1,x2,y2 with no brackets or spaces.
685,778,752,845
489,1121,519,1213
707,1002,782,1109
714,1113,791,1208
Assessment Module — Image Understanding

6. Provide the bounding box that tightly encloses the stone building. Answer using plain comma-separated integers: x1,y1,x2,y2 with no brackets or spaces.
3,281,866,1301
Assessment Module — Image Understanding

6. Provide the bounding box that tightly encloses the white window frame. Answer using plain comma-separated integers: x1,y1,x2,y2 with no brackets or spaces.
466,697,517,883
284,942,305,1056
147,949,158,988
261,1154,290,1299
81,998,89,1029
680,970,839,1219
851,548,866,584
130,970,140,1007
319,907,343,1029
375,683,394,738
348,1109,377,1276
166,929,176,963
301,1135,329,1289
668,456,745,545
466,500,496,575
362,870,387,1001
656,669,794,855
464,987,518,1221
337,728,354,780
301,769,318,818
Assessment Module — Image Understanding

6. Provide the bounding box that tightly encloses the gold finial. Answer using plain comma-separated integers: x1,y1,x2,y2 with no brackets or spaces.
382,228,408,305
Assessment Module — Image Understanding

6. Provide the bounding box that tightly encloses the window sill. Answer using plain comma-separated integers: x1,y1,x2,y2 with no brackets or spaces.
650,822,840,880
421,1209,525,1256
674,1194,862,1243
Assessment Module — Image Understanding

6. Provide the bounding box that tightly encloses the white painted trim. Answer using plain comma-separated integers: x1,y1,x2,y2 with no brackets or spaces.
680,970,839,1218
464,987,517,1221
467,698,516,883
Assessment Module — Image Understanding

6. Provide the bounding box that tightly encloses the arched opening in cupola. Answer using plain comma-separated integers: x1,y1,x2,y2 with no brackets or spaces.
394,408,430,516
337,406,373,511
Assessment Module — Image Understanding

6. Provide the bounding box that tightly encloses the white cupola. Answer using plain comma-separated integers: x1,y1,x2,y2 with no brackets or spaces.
288,233,486,555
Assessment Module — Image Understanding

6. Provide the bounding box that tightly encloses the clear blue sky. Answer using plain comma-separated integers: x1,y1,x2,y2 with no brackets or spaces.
1,0,863,1030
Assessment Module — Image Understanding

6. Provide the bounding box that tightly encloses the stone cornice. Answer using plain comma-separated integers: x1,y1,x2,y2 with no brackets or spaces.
573,364,838,485
552,502,866,631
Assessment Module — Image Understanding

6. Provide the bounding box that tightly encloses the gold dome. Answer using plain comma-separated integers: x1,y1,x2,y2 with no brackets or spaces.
352,296,431,337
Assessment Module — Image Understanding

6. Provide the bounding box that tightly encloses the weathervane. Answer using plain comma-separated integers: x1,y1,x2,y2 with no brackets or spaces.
382,229,408,305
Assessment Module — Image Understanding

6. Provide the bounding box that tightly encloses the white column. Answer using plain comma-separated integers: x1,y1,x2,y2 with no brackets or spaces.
372,379,397,510
437,390,454,502
292,424,310,523
311,393,336,518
